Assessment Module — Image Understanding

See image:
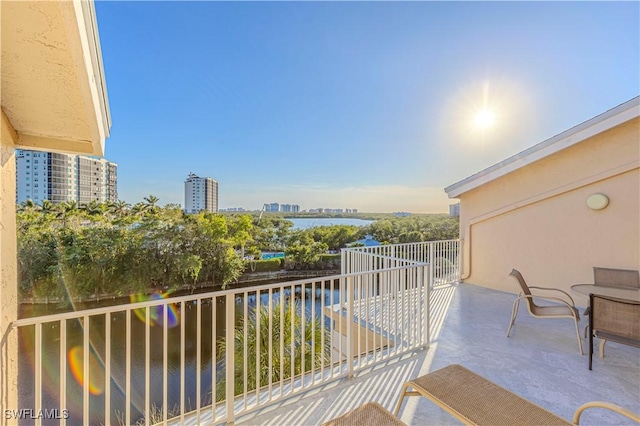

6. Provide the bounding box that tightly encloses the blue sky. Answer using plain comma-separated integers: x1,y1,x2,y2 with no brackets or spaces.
95,1,639,213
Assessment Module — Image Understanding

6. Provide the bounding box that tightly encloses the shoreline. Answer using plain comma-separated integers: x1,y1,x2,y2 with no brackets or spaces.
20,269,340,305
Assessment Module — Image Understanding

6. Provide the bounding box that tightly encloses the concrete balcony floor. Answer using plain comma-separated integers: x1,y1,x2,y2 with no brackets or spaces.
236,283,640,426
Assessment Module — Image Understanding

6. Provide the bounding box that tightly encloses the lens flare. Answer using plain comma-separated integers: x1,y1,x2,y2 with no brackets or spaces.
68,346,105,395
130,292,179,328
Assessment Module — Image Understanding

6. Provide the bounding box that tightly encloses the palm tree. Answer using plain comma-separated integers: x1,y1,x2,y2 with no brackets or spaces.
108,200,130,218
40,199,54,215
18,199,39,213
143,195,160,213
217,300,329,400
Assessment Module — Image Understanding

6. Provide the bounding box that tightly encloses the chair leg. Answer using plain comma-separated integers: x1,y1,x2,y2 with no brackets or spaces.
506,298,520,337
589,324,593,370
583,323,588,339
394,383,410,416
573,316,583,356
600,339,607,358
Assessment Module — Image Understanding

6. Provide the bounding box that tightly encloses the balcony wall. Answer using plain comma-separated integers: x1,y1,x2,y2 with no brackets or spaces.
457,116,639,301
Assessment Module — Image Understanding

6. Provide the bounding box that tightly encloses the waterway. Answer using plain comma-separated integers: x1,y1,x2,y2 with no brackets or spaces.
17,281,343,425
287,217,374,230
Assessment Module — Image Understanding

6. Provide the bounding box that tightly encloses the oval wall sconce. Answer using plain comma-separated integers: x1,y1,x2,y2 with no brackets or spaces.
586,193,609,210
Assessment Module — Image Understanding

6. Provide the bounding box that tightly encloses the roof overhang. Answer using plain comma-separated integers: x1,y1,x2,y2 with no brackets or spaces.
445,96,640,199
1,0,111,156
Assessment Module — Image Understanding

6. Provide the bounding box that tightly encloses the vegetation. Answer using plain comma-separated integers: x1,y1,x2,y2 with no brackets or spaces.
17,199,459,299
217,300,329,399
362,215,459,244
245,258,283,273
17,198,250,299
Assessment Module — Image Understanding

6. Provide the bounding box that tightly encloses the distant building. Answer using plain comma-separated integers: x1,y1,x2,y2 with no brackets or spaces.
264,202,279,212
281,204,292,213
449,203,460,217
393,212,412,217
221,207,246,212
16,149,117,204
184,173,218,214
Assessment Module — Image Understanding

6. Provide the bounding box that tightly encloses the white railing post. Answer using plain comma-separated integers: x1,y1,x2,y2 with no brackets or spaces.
424,264,431,348
346,275,354,378
429,242,435,289
225,293,235,424
341,248,346,275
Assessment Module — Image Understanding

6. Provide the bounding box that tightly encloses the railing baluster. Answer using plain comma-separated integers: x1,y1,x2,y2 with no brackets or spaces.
196,298,202,423
256,290,261,404
320,279,325,381
268,288,273,402
104,313,110,426
346,276,354,378
243,291,248,410
60,319,67,426
225,293,234,423
290,287,295,392
212,296,217,422
126,309,131,426
163,303,168,424
279,289,284,394
180,301,185,425
83,316,89,424
362,274,366,367
311,282,316,386
145,307,150,426
35,323,42,426
301,284,306,388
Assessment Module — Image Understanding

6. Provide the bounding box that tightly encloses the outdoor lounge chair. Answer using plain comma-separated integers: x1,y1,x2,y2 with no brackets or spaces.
589,294,640,370
506,269,583,355
323,402,406,426
393,364,640,425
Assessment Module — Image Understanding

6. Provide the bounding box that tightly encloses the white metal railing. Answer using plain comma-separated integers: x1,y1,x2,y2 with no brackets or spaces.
2,263,430,425
342,240,461,287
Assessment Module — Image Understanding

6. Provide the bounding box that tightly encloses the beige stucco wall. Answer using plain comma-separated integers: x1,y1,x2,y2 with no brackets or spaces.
0,109,19,418
458,117,640,306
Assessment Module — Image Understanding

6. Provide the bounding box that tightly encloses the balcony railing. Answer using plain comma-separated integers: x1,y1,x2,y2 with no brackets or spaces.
343,239,461,287
2,240,459,425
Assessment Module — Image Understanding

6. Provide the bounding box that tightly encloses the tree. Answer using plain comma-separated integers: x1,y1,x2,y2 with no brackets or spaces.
217,300,329,400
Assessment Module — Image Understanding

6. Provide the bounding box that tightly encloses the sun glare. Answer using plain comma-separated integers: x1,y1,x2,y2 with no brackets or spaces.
475,109,495,128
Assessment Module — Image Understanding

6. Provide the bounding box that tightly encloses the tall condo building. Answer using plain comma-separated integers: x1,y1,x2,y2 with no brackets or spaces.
15,149,117,204
184,173,218,214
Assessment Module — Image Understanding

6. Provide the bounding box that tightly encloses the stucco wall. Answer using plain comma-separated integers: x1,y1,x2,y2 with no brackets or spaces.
458,117,639,306
0,108,19,417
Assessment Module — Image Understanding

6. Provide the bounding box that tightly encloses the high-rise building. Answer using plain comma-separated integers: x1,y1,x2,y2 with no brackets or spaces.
15,149,117,204
184,173,218,214
449,203,460,217
263,202,279,213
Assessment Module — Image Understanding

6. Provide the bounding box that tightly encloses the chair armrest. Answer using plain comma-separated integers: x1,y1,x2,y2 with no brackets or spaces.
515,294,579,313
528,286,577,306
573,401,640,425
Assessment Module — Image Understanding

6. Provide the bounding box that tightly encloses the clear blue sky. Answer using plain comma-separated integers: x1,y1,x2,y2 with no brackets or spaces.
95,1,639,213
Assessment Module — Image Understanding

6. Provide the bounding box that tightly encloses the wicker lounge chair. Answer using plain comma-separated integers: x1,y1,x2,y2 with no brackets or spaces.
506,269,583,355
588,294,640,370
393,364,640,425
323,402,405,426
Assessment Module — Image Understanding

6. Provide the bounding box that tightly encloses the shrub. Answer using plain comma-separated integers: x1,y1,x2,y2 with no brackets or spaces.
245,258,282,273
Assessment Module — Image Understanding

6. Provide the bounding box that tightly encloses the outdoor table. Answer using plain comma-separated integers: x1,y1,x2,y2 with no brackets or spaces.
571,284,640,302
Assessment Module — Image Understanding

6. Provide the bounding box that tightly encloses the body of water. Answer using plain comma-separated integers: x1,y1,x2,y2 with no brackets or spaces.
287,217,374,230
18,282,345,425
